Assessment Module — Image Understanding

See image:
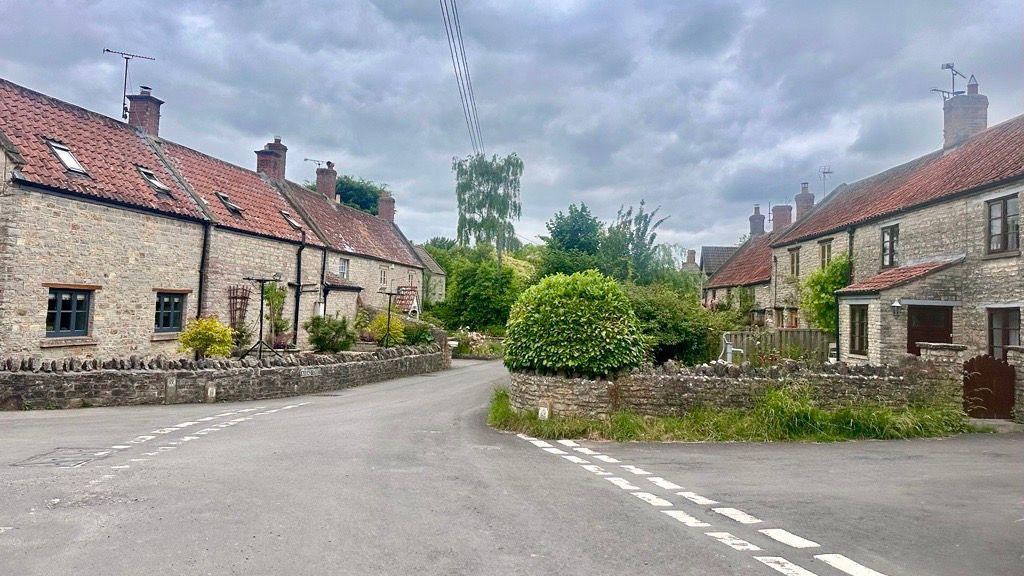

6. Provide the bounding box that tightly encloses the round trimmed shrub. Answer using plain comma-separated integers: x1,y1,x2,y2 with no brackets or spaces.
504,270,645,377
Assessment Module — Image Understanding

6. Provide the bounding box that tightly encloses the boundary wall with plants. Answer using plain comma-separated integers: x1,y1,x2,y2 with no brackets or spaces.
508,344,964,419
0,333,450,411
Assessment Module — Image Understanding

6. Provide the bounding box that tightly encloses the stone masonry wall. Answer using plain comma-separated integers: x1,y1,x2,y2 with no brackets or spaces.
1006,346,1024,424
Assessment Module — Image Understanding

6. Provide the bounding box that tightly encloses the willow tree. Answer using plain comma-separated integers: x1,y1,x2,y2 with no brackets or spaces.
453,152,524,264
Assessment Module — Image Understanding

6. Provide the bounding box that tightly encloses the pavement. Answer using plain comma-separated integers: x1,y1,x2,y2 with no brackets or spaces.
0,359,1021,575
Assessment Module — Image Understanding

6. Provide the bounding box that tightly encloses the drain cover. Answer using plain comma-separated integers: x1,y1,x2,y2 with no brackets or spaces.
12,448,108,468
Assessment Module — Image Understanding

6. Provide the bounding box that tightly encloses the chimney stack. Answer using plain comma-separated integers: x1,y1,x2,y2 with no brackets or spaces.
378,190,395,222
126,86,163,137
255,137,288,180
772,204,793,231
943,75,988,149
795,182,814,221
686,249,696,265
316,161,338,200
749,204,766,237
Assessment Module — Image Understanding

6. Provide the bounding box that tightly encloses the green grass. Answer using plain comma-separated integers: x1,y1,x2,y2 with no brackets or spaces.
488,387,976,442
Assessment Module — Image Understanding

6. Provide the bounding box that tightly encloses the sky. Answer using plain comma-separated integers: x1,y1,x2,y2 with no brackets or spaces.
1,0,1021,250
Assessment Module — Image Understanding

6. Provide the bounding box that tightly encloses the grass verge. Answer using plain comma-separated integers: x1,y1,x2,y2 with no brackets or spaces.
488,387,977,442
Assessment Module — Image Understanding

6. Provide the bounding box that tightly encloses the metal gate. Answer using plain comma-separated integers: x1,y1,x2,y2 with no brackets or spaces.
963,355,1016,419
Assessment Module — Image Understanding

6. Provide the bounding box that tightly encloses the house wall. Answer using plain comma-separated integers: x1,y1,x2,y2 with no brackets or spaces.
770,234,840,327
326,251,421,310
424,271,446,304
0,183,204,359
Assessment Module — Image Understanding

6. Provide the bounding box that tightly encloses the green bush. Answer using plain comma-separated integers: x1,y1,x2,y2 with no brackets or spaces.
801,254,851,333
504,270,645,377
369,311,405,346
303,314,355,353
622,282,715,365
178,316,234,358
404,322,436,345
434,257,524,331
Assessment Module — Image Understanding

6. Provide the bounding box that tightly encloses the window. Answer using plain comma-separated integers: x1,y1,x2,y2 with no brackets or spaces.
774,309,784,326
788,248,800,276
47,141,87,174
988,308,1020,360
787,308,800,328
819,240,832,267
137,166,172,196
881,225,899,268
280,210,303,231
408,270,416,285
849,304,869,355
215,192,244,217
154,292,185,333
986,195,1020,254
46,288,91,337
379,266,388,287
338,258,350,280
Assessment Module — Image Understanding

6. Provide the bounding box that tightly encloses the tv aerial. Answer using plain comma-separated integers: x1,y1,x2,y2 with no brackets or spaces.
930,62,967,101
819,165,833,196
103,48,155,119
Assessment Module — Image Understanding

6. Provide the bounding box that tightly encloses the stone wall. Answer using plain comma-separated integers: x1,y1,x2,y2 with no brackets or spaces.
329,251,422,310
0,341,448,411
508,352,961,419
1006,346,1024,424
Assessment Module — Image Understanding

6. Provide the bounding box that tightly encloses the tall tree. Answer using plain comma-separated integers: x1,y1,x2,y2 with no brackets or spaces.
545,203,602,254
453,152,524,264
602,201,668,284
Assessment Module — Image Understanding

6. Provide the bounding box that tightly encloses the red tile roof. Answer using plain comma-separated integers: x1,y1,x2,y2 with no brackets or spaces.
158,140,321,245
705,231,782,288
282,182,423,268
774,113,1024,246
324,272,363,291
0,79,205,219
836,257,964,295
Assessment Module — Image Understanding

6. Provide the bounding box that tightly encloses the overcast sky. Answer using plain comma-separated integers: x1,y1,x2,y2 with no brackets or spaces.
2,1,1021,249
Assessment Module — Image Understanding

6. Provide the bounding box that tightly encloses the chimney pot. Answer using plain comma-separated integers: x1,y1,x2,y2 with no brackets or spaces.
378,190,395,222
255,137,288,180
772,204,793,231
943,76,988,148
315,161,338,200
795,182,815,221
749,203,766,237
126,85,164,137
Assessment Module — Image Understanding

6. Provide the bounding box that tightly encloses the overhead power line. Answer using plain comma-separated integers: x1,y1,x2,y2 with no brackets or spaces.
450,0,484,153
439,0,483,155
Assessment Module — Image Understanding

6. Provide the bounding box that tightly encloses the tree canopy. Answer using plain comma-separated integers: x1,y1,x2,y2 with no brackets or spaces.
453,152,524,264
545,203,602,254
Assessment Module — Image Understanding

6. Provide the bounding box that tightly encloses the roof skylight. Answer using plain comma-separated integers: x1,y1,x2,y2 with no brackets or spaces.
280,210,303,231
47,141,87,174
215,192,244,216
137,166,172,196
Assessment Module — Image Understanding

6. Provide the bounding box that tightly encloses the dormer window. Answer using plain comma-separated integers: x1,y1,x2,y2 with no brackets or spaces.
47,141,87,174
137,166,172,196
280,210,303,231
215,192,244,217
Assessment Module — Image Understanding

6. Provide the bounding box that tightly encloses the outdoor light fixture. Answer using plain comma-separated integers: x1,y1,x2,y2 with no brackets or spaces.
891,299,903,317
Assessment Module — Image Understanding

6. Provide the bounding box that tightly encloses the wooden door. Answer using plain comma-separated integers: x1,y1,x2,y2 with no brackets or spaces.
906,305,952,355
963,355,1016,419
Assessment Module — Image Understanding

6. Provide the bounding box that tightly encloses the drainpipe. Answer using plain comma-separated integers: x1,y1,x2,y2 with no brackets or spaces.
318,248,328,316
196,223,213,318
291,229,306,347
834,292,841,362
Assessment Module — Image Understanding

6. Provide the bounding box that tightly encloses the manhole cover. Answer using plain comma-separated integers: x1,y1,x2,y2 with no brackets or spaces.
12,448,108,468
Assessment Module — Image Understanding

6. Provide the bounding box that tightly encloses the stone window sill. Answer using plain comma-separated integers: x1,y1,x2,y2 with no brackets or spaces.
151,332,181,342
981,250,1020,261
847,352,869,359
39,336,98,348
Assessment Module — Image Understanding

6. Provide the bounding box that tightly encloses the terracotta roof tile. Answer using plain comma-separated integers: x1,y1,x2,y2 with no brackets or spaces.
836,257,964,295
775,114,1024,246
706,232,782,288
0,78,205,219
324,272,363,291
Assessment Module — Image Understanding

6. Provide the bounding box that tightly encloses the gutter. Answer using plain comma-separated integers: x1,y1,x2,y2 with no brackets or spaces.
196,222,213,318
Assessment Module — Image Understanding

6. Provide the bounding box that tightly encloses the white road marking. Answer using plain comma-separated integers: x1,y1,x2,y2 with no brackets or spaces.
212,412,234,418
110,445,131,450
573,447,599,455
606,477,641,490
755,557,820,576
661,509,710,527
676,491,719,505
581,465,612,476
759,529,820,549
542,447,567,455
632,492,673,507
815,554,888,576
561,455,589,464
174,421,198,428
197,416,217,422
129,459,150,462
180,436,199,442
281,404,298,410
141,452,160,456
556,439,579,447
92,451,112,457
647,477,683,490
713,507,763,524
516,433,535,440
110,465,129,470
128,435,155,444
593,454,620,463
157,446,176,452
152,428,178,434
0,527,13,534
705,531,761,551
621,465,650,475
529,440,553,448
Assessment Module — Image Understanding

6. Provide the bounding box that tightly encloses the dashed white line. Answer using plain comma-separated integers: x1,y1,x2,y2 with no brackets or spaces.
556,439,579,447
632,492,673,507
573,447,599,455
197,416,217,422
128,435,155,444
129,458,150,463
111,445,131,450
606,477,641,490
676,491,718,505
110,465,129,470
561,455,589,464
705,531,762,551
157,446,176,452
516,433,535,440
529,440,553,448
661,509,710,527
92,451,112,457
542,447,567,455
581,464,612,476
174,421,199,428
755,557,820,576
593,454,620,463
0,527,13,534
647,477,682,490
815,554,888,576
713,507,762,524
759,529,819,549
152,428,178,434
620,465,650,475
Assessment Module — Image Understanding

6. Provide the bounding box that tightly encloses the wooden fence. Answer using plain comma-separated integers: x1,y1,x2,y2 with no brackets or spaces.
722,329,834,363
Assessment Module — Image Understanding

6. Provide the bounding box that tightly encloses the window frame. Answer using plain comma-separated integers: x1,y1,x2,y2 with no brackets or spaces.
280,210,303,231
788,247,800,276
47,141,87,174
849,304,869,355
215,192,244,217
46,288,92,338
154,292,186,334
985,195,1020,255
379,266,388,288
987,307,1020,360
819,239,832,267
338,258,350,280
137,166,173,196
881,224,899,268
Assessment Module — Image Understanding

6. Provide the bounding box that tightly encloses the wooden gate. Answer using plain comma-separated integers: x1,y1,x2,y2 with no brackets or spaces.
963,355,1016,419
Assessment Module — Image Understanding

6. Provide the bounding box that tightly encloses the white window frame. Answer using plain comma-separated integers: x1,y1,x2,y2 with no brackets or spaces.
379,266,388,288
137,166,172,195
339,258,350,280
48,141,87,174
215,191,244,216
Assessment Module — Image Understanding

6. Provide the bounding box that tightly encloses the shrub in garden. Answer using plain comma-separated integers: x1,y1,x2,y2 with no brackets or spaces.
504,270,645,377
303,314,355,353
178,316,234,358
622,282,716,365
403,322,436,345
369,310,405,346
801,254,851,333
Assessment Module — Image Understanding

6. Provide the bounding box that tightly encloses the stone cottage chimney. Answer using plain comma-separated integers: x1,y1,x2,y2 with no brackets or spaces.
686,249,696,265
772,204,793,231
315,161,337,199
378,190,395,222
255,137,288,180
126,86,163,136
944,75,988,149
749,204,765,237
795,182,814,221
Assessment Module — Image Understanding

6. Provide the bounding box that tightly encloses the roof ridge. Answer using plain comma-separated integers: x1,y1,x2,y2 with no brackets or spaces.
0,77,134,133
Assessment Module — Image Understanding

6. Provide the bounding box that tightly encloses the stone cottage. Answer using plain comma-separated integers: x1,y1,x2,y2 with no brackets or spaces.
0,79,435,359
414,246,447,304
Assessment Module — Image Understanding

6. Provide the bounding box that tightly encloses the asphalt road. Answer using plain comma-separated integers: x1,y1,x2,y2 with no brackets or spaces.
0,360,1021,575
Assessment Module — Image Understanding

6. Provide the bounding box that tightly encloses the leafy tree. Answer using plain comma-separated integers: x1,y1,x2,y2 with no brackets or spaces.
623,283,717,365
262,282,289,345
604,202,668,284
545,203,602,254
801,254,851,333
178,316,234,359
424,236,457,251
537,247,602,278
433,257,523,333
453,152,524,265
304,174,387,215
